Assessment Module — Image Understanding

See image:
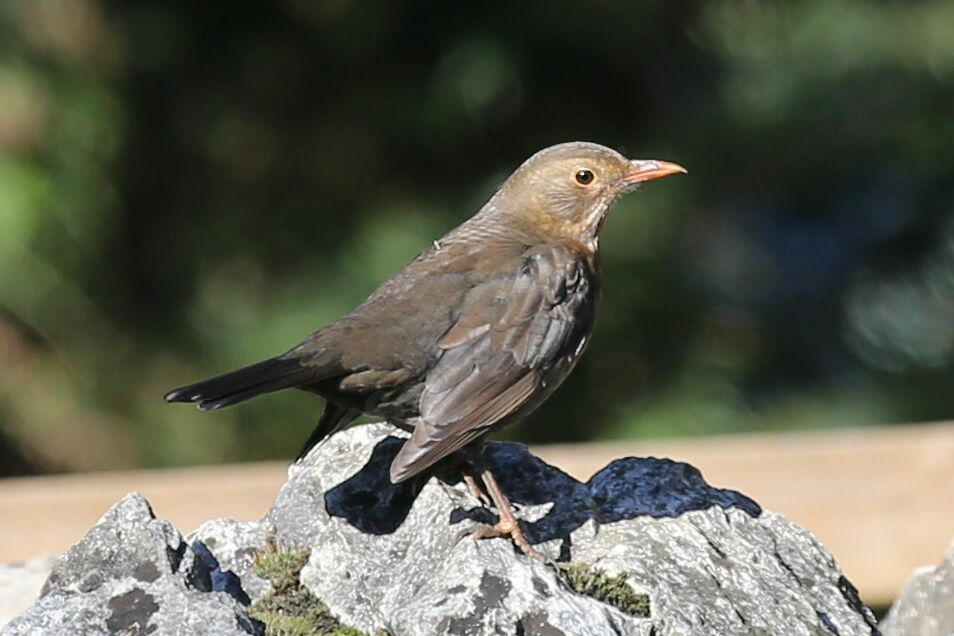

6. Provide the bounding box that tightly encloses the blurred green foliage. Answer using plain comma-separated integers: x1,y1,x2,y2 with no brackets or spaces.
1,0,953,474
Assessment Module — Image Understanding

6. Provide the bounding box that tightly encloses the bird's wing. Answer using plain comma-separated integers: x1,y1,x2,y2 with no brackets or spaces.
389,243,595,481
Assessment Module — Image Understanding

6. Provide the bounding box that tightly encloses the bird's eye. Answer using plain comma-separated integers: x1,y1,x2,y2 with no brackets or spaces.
575,169,595,185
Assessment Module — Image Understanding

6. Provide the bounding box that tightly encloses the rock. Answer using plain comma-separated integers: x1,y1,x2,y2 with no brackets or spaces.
5,423,880,635
0,555,57,628
187,518,273,603
272,424,879,635
3,493,260,636
880,542,954,636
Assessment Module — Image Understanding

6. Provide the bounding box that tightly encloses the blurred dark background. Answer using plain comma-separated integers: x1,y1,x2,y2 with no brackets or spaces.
1,0,953,475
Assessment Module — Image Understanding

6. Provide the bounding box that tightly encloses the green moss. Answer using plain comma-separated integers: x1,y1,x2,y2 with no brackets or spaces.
253,549,312,591
249,548,373,636
560,563,650,618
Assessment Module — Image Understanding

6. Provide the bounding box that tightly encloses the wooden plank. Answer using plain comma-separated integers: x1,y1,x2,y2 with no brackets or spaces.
0,462,286,562
1,422,952,608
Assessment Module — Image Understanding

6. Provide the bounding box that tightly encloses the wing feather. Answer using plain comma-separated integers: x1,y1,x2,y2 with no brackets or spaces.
390,244,595,481
389,373,538,482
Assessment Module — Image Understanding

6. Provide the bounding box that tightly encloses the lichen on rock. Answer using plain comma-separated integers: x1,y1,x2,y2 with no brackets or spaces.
560,563,650,618
249,547,369,636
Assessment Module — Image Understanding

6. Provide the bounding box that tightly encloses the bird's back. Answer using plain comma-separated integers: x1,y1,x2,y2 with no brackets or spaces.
295,226,554,416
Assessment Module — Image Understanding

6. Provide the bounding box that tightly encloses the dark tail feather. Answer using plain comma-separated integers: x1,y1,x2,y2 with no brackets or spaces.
164,357,317,411
296,403,361,462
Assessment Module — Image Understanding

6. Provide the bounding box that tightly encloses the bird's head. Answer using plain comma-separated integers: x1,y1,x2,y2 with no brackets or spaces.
492,141,685,250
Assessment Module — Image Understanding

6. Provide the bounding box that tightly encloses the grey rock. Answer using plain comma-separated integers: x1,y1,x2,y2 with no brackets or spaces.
271,423,878,636
0,555,57,628
3,493,259,636
270,428,641,634
187,517,274,603
6,423,880,636
570,457,874,635
880,542,954,636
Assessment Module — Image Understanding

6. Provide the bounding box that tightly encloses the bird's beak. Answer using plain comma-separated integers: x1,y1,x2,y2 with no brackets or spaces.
621,159,687,185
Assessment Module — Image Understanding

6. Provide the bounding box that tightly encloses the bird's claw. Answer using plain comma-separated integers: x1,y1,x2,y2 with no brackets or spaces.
468,519,551,564
453,525,478,547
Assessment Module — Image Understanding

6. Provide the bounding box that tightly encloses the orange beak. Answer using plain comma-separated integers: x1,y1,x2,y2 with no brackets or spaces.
621,159,687,185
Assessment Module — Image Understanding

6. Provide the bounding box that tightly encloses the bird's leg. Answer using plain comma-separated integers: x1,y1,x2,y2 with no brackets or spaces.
459,445,548,563
431,448,491,504
462,472,489,503
456,449,492,504
472,466,549,563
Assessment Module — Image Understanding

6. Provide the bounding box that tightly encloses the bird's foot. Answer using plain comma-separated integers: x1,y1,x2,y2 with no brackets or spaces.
471,518,550,564
454,450,550,563
462,473,492,506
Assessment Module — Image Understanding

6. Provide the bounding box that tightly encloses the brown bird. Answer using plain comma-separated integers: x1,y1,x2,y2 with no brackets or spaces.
165,141,684,560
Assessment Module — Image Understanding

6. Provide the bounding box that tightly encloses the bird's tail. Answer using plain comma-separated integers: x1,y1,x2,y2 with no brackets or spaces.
164,356,319,411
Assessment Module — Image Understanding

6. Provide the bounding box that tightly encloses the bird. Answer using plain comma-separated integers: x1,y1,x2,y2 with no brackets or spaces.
165,141,685,561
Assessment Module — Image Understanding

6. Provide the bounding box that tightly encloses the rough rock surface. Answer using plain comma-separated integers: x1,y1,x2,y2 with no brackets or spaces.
5,422,880,635
0,555,57,627
880,542,954,636
3,494,258,635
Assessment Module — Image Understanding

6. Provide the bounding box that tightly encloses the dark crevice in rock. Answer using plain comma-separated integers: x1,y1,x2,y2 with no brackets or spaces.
165,539,187,574
733,604,746,625
531,576,549,597
704,535,727,560
188,540,251,606
774,548,801,585
837,575,881,633
818,610,840,635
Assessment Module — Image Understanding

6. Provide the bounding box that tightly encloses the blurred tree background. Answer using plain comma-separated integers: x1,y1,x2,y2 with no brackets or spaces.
1,0,953,475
